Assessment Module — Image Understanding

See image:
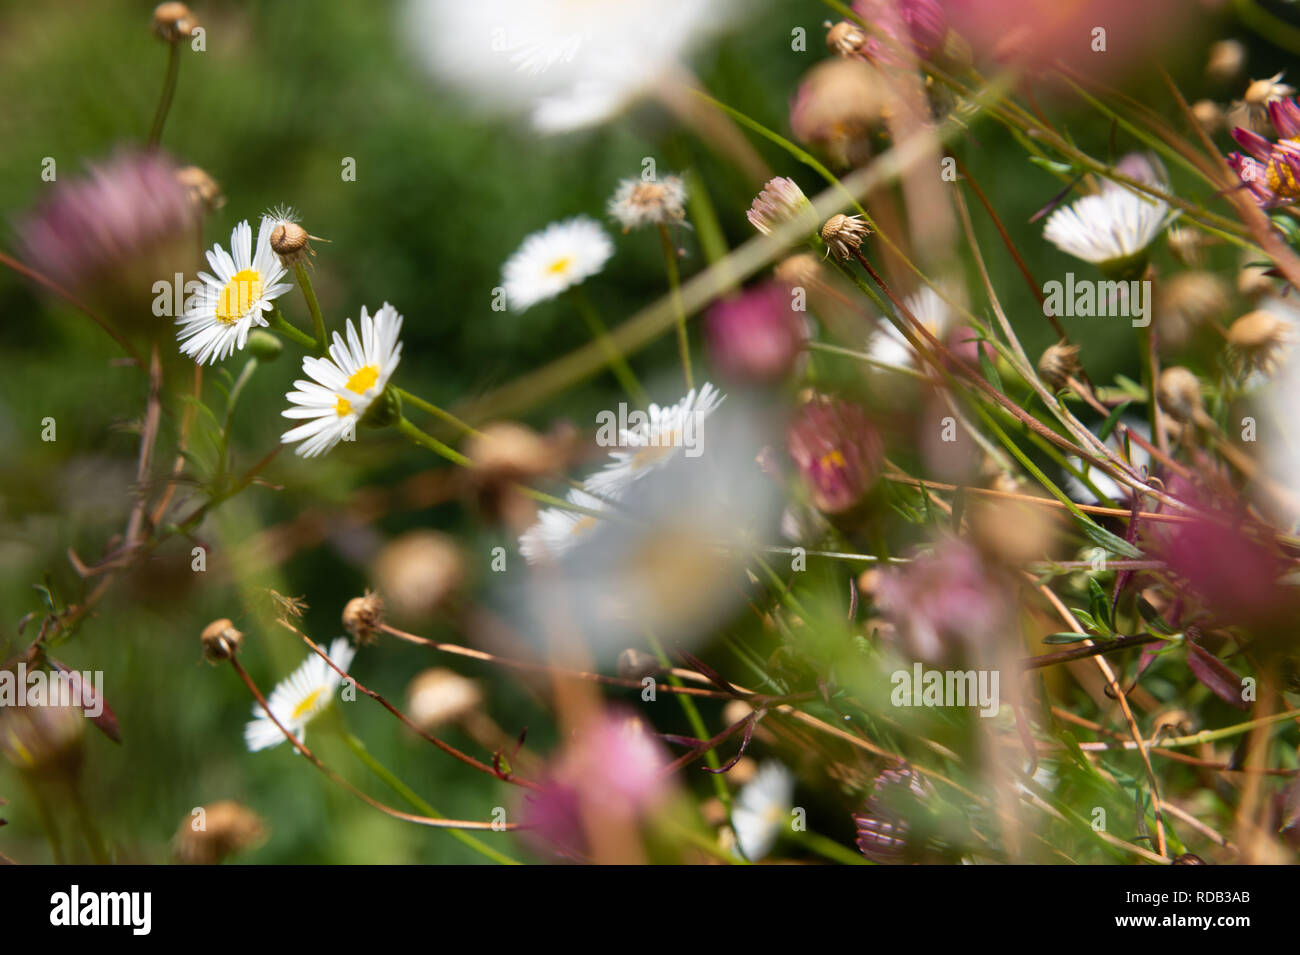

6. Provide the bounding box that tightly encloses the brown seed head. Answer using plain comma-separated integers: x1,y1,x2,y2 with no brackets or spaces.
342,591,385,645
1156,366,1204,424
200,618,243,663
1037,341,1081,391
270,221,311,265
153,2,198,41
821,213,871,261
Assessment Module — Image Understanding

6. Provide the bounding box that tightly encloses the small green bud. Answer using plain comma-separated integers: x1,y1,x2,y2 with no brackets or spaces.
246,330,283,362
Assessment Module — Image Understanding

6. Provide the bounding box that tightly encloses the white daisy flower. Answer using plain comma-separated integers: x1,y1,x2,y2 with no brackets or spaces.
584,383,725,499
1043,154,1173,268
732,761,795,861
245,637,356,752
280,303,404,458
1064,418,1151,504
502,217,613,311
177,217,293,365
519,488,608,564
406,0,734,133
607,175,687,231
866,286,956,371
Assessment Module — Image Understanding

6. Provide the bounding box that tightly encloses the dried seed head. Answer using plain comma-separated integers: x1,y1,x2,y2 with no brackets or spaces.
0,703,85,780
1238,259,1275,299
968,498,1056,566
1154,271,1230,350
1205,40,1245,85
1190,99,1224,135
1037,341,1081,391
825,20,868,58
790,59,886,166
820,213,871,261
175,165,224,213
1227,309,1292,375
466,421,561,482
1166,224,1210,267
173,801,268,865
372,531,465,620
1244,71,1295,106
342,591,385,645
152,2,198,41
200,618,243,663
270,221,311,266
616,648,660,681
406,668,483,731
773,253,824,289
1156,366,1204,424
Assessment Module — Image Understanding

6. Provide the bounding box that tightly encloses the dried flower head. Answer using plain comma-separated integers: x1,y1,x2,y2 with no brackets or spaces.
0,700,85,780
1245,71,1296,108
825,20,868,59
152,2,198,42
773,253,824,289
1156,366,1205,425
175,165,224,213
371,531,464,620
200,618,243,664
1190,99,1224,135
1037,341,1081,391
1227,309,1292,376
342,591,386,645
616,648,660,681
1205,40,1245,85
406,668,483,731
173,801,268,865
820,213,871,261
790,58,886,166
606,176,687,231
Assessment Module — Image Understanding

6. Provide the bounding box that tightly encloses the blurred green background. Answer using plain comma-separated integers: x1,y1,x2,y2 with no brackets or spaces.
0,0,1285,862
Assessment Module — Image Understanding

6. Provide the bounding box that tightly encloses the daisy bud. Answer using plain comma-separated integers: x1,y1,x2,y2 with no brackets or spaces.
825,20,868,58
406,668,483,731
175,165,224,213
245,329,283,362
360,384,402,429
747,177,816,238
342,592,385,645
270,220,312,267
371,531,464,621
1205,40,1245,85
1156,366,1204,424
790,59,885,167
200,618,243,663
152,2,198,42
173,801,268,865
820,213,871,261
786,394,883,514
1227,309,1291,375
1037,341,1081,391
706,282,807,383
616,648,660,681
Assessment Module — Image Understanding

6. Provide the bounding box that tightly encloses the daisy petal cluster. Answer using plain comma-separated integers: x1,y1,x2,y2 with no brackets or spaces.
518,488,609,564
244,637,355,752
502,216,613,311
177,217,293,365
1042,153,1172,272
1228,98,1300,206
280,303,404,458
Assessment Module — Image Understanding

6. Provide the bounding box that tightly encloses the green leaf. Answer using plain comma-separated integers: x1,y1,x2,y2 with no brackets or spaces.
976,336,1003,392
1136,596,1175,635
1043,632,1090,644
1088,577,1113,634
1029,156,1076,176
1078,519,1142,559
1098,401,1132,441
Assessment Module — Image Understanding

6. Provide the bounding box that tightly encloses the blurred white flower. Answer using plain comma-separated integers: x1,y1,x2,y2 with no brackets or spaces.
519,488,609,564
732,761,795,860
281,303,404,458
1063,418,1150,505
406,0,734,132
177,217,292,365
866,286,956,371
584,383,725,499
1043,154,1172,267
607,175,687,231
245,638,355,752
502,216,612,311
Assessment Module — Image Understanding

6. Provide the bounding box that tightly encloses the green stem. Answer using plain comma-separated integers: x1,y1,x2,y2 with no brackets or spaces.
568,288,648,406
147,41,180,147
293,262,329,353
793,827,868,865
219,357,258,479
68,783,109,865
340,731,520,865
394,387,480,438
269,305,317,350
657,224,694,391
396,415,471,467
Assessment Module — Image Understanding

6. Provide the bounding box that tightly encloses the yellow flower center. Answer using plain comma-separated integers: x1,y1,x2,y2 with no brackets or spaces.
334,396,352,418
547,256,573,275
345,365,380,395
819,449,847,470
291,688,324,719
215,269,263,324
1267,156,1300,199
630,429,681,469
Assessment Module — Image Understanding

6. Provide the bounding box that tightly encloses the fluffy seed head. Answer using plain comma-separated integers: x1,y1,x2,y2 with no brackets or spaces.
1227,309,1292,375
175,165,224,212
1157,366,1204,424
825,20,867,58
406,669,483,731
201,618,243,663
173,801,268,865
371,532,464,620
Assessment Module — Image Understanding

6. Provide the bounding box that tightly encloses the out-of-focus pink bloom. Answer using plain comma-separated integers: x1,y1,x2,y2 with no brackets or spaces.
874,537,1009,664
944,0,1179,76
18,148,198,296
851,0,948,65
786,395,883,514
519,708,672,860
944,325,995,367
1268,98,1300,139
706,282,807,383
